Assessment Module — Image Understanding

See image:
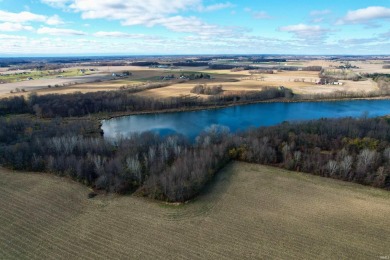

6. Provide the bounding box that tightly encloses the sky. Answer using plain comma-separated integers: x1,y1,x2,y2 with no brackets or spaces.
0,0,390,56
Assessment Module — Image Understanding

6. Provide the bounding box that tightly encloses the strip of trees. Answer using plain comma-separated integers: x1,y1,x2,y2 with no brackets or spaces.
1,115,389,202
191,84,223,95
0,87,293,118
4,73,390,119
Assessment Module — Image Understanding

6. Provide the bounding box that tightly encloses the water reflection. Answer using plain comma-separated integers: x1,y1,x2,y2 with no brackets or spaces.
102,100,390,140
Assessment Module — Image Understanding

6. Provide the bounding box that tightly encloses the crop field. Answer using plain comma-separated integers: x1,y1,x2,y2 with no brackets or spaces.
1,60,384,98
1,162,389,259
0,67,192,97
0,66,154,97
137,69,379,98
0,69,93,83
351,61,390,74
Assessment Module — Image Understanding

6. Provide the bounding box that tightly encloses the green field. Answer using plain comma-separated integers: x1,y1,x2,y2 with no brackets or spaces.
1,162,389,259
0,69,90,83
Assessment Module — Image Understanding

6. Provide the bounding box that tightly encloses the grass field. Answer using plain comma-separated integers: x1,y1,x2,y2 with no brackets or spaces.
1,162,389,259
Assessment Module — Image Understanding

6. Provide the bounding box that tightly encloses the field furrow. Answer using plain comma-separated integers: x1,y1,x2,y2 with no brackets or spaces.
1,163,389,259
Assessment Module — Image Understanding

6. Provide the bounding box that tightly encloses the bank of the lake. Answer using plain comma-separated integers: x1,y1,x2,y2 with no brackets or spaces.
102,98,390,140
98,96,390,121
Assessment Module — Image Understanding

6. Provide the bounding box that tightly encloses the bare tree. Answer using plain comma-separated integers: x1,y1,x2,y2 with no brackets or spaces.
325,160,339,176
339,155,353,178
126,156,142,183
357,149,378,172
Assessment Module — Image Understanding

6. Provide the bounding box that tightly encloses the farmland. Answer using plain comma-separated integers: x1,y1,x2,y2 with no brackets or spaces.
1,58,387,99
2,0,390,257
1,162,389,259
137,70,378,98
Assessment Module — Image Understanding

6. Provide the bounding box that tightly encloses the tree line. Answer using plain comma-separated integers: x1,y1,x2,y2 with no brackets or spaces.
1,115,389,202
191,84,223,95
4,74,390,119
0,87,293,118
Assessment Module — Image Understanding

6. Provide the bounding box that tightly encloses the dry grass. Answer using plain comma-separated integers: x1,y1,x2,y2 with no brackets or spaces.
1,162,389,259
0,66,163,98
292,79,378,95
0,67,191,98
351,61,390,74
0,74,114,98
137,69,379,97
135,70,319,98
1,61,384,99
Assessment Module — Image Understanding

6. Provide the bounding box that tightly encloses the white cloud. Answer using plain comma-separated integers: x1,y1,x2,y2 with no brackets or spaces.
0,34,27,40
41,0,72,8
37,27,86,36
40,0,239,36
0,33,388,55
339,37,382,45
0,10,46,23
310,10,331,16
198,2,234,12
93,31,160,40
0,22,34,32
149,16,246,38
0,10,64,26
279,23,329,39
337,6,390,24
46,15,64,25
309,10,331,23
69,0,200,25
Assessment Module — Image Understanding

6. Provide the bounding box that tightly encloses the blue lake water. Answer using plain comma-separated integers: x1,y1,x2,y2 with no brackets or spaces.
101,100,390,140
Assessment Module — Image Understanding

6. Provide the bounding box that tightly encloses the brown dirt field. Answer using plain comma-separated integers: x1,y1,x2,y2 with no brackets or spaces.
305,60,341,67
0,74,114,98
0,67,199,98
0,66,167,98
135,70,320,98
0,63,383,99
351,61,390,74
292,79,378,95
137,70,379,97
136,81,267,98
1,162,389,259
16,79,145,96
0,69,33,75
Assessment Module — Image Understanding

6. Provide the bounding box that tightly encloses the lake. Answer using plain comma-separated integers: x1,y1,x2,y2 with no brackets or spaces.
101,99,390,140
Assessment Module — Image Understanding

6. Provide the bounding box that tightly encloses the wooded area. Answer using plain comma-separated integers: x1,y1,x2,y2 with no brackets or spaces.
0,87,292,118
1,76,390,201
1,113,389,202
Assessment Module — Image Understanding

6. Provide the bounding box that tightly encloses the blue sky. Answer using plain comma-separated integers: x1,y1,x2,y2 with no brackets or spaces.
0,0,389,55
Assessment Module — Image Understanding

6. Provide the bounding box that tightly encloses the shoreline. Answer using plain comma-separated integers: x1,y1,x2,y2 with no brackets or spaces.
97,95,390,121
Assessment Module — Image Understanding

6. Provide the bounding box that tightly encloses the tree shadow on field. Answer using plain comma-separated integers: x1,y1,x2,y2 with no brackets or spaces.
192,161,236,204
157,162,237,220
